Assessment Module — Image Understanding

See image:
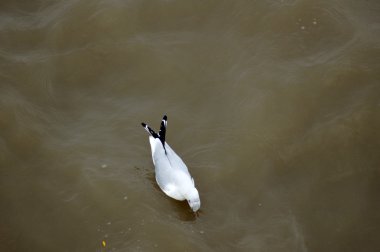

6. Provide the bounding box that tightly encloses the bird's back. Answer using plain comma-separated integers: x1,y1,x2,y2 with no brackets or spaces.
149,137,191,183
149,137,194,199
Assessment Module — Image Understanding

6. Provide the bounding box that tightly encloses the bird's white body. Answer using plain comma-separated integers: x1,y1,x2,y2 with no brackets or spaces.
142,116,200,212
149,136,194,200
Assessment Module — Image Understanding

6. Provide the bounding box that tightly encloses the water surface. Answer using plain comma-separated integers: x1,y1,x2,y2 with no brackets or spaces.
1,1,379,251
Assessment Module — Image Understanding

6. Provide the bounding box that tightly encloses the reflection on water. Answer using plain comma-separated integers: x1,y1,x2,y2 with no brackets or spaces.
1,0,379,251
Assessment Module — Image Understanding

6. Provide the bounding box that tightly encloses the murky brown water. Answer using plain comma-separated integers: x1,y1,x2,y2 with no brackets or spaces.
1,0,379,251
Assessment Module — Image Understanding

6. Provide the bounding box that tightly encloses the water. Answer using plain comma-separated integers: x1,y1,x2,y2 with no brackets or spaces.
1,1,379,251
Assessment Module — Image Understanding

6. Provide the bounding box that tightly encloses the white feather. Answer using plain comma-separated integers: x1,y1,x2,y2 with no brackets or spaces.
148,136,200,211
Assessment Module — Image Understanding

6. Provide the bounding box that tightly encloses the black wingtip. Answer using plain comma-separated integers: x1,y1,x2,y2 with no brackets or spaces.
159,115,167,148
141,122,160,138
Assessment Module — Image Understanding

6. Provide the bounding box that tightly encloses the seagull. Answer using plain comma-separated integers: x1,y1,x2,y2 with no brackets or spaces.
141,115,201,212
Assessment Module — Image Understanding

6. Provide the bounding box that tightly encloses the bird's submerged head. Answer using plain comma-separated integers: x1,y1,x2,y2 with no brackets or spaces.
186,187,200,212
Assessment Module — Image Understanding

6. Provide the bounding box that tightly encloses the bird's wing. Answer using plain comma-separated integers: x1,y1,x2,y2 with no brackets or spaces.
150,137,180,193
164,143,191,175
161,183,185,200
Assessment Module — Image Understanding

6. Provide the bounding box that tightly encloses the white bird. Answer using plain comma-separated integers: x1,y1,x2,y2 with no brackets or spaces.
141,115,201,212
